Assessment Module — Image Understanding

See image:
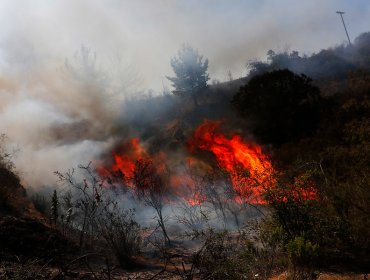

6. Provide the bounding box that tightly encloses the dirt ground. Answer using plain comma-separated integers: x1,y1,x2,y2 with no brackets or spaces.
0,216,368,280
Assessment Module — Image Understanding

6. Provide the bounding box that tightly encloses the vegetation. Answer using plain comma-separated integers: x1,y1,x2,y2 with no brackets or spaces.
1,32,370,279
232,69,321,145
133,158,172,246
0,135,28,217
53,163,143,268
248,32,370,81
167,45,210,106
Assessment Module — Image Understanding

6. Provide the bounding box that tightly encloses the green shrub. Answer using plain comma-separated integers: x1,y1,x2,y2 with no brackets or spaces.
286,236,319,267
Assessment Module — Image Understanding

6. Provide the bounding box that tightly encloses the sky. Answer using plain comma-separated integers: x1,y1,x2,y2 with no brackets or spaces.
0,0,369,91
0,0,369,187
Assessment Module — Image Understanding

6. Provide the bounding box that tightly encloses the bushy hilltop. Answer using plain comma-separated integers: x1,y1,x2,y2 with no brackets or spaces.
120,31,370,152
248,31,370,82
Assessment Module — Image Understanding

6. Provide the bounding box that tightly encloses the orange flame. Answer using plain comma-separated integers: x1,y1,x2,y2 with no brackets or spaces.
188,120,272,203
112,138,145,180
97,138,147,186
98,120,316,206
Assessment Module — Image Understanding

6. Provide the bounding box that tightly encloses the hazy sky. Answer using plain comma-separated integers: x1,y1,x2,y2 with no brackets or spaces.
0,0,369,187
0,0,369,91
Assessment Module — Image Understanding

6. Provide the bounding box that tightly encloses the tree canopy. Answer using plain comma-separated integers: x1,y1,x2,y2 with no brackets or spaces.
167,45,209,105
232,69,321,145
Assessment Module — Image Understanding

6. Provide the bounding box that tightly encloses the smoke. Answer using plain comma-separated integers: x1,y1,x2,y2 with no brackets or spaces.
0,0,369,187
0,52,118,186
1,1,369,88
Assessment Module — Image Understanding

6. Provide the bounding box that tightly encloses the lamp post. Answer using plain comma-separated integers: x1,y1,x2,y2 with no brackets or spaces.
336,11,351,45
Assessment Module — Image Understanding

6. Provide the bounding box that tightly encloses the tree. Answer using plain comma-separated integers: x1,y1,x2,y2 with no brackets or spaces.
232,69,321,145
64,45,106,85
133,159,171,245
167,45,209,106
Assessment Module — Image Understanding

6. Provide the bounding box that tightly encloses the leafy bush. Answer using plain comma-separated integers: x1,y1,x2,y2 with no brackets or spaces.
287,236,319,267
261,165,344,272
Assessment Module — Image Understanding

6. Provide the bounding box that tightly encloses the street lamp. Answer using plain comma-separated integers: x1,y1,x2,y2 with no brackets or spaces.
336,11,352,45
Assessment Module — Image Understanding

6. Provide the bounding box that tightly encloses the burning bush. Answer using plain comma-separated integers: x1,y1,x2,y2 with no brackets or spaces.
188,120,273,204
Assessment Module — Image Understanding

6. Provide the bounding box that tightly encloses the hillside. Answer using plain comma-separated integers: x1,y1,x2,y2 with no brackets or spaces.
0,32,369,279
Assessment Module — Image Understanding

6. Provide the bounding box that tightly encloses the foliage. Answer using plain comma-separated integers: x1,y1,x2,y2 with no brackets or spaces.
251,68,370,275
232,69,321,145
286,236,319,268
248,32,370,82
316,72,370,253
261,164,342,273
167,45,209,106
54,163,143,267
99,204,141,268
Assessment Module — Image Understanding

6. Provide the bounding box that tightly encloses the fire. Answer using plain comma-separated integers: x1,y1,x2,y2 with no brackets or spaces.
98,138,147,185
188,120,272,203
99,120,316,205
187,192,207,206
113,138,145,179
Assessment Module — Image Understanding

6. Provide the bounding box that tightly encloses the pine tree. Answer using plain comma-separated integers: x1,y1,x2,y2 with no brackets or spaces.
167,45,209,106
